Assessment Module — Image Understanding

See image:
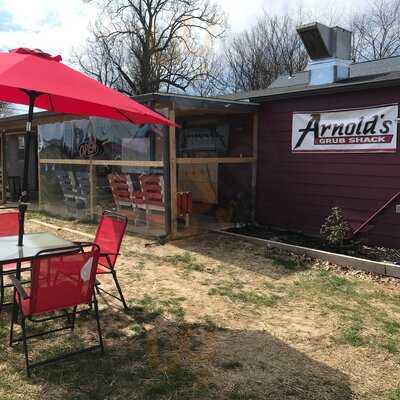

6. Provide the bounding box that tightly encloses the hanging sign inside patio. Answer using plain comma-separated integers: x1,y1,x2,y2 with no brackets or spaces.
78,135,105,158
292,105,398,153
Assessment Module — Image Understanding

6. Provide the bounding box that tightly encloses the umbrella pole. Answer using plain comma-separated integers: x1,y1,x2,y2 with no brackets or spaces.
18,91,39,247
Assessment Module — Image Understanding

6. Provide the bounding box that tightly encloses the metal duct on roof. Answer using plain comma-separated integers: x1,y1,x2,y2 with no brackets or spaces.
297,22,351,60
297,22,352,85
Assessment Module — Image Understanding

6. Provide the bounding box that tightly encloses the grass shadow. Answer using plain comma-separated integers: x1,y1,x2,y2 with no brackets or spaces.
0,304,353,400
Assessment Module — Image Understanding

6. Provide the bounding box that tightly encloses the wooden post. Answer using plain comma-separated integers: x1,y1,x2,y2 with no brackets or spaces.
162,121,172,237
0,132,5,204
168,105,178,238
37,131,41,209
251,112,259,222
89,161,96,221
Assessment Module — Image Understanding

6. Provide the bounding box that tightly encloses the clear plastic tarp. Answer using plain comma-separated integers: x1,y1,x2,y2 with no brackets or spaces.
94,165,166,237
38,117,164,161
39,163,90,220
37,113,254,237
38,118,167,236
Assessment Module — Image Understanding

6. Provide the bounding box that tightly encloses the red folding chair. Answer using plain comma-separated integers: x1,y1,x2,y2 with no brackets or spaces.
10,243,103,377
0,208,31,312
93,211,128,310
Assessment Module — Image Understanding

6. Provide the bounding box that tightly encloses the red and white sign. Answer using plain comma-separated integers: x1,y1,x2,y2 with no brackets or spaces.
292,105,398,153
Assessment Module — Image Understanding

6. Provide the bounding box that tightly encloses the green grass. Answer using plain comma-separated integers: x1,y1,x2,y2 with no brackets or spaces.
269,254,308,271
342,316,364,347
26,210,87,223
159,297,186,322
137,260,146,270
383,321,400,335
134,294,186,323
117,255,146,278
208,280,281,308
381,338,398,354
385,388,400,400
290,269,400,354
316,270,358,296
26,209,68,221
164,252,206,276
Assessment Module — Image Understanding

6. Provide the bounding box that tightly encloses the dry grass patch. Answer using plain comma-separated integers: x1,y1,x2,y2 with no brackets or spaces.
0,214,397,399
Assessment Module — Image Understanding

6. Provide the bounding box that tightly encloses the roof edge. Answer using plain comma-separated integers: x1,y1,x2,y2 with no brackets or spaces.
228,76,400,102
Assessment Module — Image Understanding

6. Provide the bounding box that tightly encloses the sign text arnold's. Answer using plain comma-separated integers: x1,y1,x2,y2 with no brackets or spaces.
292,105,398,153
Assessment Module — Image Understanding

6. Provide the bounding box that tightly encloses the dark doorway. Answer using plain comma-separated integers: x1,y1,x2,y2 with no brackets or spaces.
5,132,38,202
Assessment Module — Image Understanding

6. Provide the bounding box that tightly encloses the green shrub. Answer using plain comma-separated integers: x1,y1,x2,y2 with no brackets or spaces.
320,207,353,248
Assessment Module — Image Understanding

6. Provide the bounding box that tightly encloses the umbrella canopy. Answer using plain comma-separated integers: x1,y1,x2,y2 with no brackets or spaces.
0,48,173,125
0,47,173,246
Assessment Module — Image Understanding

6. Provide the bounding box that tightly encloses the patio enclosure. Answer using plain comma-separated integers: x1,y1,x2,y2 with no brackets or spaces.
0,94,258,238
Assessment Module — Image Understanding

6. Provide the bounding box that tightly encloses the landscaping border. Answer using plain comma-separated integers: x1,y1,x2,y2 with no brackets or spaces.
216,230,400,279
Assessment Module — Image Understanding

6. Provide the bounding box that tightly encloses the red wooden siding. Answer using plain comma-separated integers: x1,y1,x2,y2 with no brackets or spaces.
256,86,400,247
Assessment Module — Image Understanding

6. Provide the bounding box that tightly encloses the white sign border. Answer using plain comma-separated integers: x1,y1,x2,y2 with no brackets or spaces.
291,103,399,154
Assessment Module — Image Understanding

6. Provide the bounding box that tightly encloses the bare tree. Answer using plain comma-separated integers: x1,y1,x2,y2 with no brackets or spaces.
0,102,12,117
74,0,226,95
225,13,308,93
188,46,228,96
75,28,122,89
351,0,400,61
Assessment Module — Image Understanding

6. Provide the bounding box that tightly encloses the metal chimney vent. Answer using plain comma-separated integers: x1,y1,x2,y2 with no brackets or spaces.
297,22,352,85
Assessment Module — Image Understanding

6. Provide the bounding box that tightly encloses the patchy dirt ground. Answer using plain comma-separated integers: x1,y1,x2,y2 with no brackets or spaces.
0,214,400,399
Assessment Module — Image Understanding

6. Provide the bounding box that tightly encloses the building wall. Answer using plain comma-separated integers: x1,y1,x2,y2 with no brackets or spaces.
256,86,400,247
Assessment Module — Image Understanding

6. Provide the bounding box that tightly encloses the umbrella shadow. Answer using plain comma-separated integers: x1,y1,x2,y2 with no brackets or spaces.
1,306,353,399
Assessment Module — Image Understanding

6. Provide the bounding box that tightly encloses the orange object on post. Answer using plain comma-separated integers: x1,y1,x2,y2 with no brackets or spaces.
177,192,192,227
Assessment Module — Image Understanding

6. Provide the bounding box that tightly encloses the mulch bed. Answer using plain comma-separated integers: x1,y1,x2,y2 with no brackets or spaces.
227,224,400,264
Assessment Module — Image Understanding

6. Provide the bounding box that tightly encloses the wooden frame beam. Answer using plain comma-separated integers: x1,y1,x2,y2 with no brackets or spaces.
168,105,178,238
89,161,96,220
176,157,256,165
91,160,164,167
0,132,5,204
37,148,41,209
39,157,253,168
39,159,91,165
39,159,164,167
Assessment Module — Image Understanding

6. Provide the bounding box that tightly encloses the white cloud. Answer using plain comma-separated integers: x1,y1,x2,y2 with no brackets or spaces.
0,0,372,114
219,0,368,35
0,0,370,63
0,0,97,61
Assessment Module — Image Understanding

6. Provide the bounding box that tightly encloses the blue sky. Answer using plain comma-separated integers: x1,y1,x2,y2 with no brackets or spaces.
0,0,368,61
0,0,369,114
0,0,97,60
0,9,22,32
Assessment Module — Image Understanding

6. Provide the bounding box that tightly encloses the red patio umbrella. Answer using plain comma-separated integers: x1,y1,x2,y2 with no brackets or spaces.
0,47,174,245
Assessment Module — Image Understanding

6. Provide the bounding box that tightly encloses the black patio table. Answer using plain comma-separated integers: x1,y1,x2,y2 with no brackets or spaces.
0,232,74,265
0,232,74,324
